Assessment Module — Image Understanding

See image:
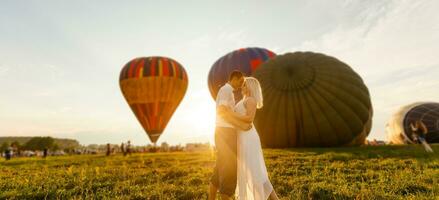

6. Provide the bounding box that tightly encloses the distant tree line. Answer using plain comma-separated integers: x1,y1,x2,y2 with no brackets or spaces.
0,137,80,152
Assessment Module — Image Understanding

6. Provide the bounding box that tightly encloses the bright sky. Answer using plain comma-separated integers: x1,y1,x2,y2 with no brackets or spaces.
1,0,438,145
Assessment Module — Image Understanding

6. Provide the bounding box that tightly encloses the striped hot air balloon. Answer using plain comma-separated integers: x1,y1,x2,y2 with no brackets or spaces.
119,56,188,143
208,47,276,101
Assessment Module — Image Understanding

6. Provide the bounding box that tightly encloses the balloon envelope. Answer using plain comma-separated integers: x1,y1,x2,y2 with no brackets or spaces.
119,57,188,143
253,52,373,147
387,102,439,144
208,47,276,100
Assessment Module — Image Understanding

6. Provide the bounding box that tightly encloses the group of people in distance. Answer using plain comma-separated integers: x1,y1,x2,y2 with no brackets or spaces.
106,140,132,156
2,145,48,161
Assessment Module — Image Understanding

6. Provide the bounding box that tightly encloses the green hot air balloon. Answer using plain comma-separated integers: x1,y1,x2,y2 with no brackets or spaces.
253,52,373,147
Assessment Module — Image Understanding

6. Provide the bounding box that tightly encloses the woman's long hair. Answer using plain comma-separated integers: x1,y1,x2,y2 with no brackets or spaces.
244,77,263,109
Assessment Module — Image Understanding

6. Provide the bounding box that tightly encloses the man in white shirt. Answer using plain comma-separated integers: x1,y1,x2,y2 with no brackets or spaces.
209,70,251,200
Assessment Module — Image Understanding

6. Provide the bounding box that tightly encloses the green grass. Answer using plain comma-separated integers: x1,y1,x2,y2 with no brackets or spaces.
1,145,439,200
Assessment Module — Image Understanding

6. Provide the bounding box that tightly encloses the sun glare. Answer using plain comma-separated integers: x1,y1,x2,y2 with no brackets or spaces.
175,89,217,144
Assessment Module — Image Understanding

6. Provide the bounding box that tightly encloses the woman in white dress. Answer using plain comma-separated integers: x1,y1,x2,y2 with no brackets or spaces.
219,77,280,200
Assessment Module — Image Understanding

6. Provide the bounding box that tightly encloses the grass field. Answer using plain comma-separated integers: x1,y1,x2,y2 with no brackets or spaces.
1,145,439,200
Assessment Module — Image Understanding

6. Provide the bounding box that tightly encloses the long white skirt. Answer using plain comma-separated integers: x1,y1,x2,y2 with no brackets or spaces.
236,126,273,200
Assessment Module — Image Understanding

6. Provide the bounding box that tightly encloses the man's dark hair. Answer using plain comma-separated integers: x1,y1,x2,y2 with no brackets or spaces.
229,70,244,81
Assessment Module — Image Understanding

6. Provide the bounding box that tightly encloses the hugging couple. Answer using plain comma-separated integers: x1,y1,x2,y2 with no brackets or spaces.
208,71,279,200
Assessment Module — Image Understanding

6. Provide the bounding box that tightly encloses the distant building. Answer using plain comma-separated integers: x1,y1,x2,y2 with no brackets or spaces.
169,144,184,152
160,142,169,152
185,143,211,152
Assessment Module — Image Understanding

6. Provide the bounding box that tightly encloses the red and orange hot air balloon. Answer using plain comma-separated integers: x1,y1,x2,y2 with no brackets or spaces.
119,56,188,144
